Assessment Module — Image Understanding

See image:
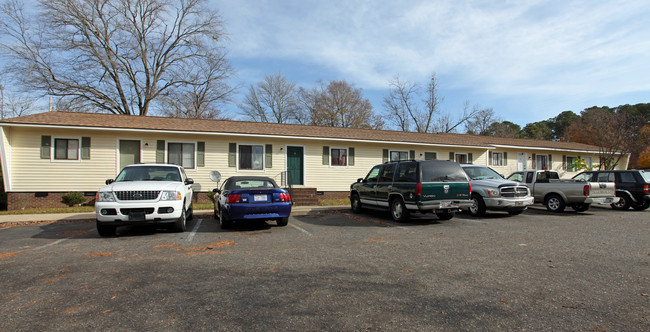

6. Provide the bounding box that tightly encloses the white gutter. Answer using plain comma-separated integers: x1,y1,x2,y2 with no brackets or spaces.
0,123,489,150
488,144,600,154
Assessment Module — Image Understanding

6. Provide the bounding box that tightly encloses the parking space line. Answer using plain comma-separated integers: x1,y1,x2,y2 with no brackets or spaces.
34,238,71,250
186,218,203,242
290,224,312,237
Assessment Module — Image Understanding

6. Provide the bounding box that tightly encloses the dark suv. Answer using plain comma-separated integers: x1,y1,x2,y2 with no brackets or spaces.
572,170,650,210
349,160,472,221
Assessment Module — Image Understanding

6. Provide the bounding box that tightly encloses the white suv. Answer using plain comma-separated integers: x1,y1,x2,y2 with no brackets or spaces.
95,164,194,236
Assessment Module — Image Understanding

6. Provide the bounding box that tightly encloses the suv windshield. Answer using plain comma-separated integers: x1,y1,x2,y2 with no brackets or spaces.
115,166,182,182
421,161,468,182
463,166,502,180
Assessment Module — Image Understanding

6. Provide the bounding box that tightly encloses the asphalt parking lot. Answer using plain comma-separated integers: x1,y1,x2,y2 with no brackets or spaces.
0,206,648,331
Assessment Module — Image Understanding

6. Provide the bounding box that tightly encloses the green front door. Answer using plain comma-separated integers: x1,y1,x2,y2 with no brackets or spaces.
287,146,304,185
119,140,141,169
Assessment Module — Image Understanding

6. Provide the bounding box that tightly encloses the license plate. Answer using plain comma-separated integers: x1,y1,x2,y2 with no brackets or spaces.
604,198,613,203
515,201,523,206
440,201,451,208
254,194,267,202
128,211,145,221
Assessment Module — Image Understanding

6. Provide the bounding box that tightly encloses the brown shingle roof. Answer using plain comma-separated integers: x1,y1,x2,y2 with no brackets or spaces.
1,111,601,152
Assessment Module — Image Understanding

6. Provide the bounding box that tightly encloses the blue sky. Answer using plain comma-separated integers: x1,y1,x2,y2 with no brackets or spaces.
215,0,650,128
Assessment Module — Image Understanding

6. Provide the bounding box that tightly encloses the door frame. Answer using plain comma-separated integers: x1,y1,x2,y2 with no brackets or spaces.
517,152,528,171
285,145,305,186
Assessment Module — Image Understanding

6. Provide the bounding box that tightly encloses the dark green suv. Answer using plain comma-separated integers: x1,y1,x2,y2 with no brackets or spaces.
350,160,472,221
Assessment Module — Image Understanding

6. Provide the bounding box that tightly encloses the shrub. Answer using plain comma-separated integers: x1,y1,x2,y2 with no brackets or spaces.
62,192,86,206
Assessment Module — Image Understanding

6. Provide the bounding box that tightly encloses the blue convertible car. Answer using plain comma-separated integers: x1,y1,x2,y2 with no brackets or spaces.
213,176,292,229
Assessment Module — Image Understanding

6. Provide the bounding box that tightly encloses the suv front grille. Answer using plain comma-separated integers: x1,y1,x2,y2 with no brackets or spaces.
115,191,160,201
500,186,529,197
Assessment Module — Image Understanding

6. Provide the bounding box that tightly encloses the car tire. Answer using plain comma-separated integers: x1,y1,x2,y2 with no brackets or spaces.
390,198,410,222
187,204,194,221
468,194,486,217
96,220,116,237
507,209,525,215
277,217,289,226
545,194,566,212
631,201,650,211
611,194,631,210
350,193,363,214
174,206,187,232
571,203,590,212
436,211,455,220
219,209,234,229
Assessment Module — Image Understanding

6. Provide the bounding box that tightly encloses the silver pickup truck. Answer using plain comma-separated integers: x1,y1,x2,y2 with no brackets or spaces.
461,164,534,216
506,170,618,212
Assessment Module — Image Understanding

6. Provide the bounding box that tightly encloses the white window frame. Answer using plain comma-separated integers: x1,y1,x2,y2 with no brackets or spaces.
166,140,197,170
492,152,504,166
389,150,409,162
51,136,81,163
237,143,266,172
330,147,348,167
423,151,438,160
536,154,549,170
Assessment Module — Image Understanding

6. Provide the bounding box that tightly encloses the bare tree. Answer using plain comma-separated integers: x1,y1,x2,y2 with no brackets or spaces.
159,54,235,119
239,73,301,124
0,0,232,116
383,73,477,133
304,80,383,129
0,83,36,119
465,107,498,135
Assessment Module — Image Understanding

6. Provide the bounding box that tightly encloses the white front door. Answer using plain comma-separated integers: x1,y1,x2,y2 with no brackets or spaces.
517,152,527,171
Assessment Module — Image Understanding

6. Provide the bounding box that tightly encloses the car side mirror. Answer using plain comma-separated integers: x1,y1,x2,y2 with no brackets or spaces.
185,178,194,185
357,178,364,183
106,179,114,185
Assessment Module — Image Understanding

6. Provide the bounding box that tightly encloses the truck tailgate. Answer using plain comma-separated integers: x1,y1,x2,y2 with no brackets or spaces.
588,182,616,198
421,182,470,201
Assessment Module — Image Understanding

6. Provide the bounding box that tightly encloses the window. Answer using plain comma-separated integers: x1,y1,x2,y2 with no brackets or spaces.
424,152,437,160
239,145,264,170
507,172,524,182
584,157,593,169
597,172,615,182
54,138,79,160
536,155,548,170
492,152,504,166
390,150,409,162
365,166,381,183
566,156,578,172
455,153,468,164
573,172,594,182
396,162,418,182
168,142,195,169
619,172,636,183
331,148,348,166
379,163,396,182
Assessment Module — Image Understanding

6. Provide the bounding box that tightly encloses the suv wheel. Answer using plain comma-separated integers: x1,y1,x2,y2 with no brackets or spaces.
468,194,486,217
350,193,363,214
174,206,187,232
611,194,631,210
545,194,565,212
390,198,410,222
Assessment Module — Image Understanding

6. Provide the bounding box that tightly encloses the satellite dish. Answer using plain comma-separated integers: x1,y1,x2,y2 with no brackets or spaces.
209,170,221,183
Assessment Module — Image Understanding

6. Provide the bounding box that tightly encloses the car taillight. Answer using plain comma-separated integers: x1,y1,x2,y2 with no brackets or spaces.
583,185,590,196
644,184,649,194
227,194,241,203
280,193,291,202
469,182,472,195
415,182,422,196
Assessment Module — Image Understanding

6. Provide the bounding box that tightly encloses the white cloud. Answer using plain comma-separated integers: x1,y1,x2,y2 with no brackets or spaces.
215,0,650,120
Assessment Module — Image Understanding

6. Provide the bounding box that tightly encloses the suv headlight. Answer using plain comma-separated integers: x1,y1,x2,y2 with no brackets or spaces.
487,189,501,197
96,191,115,202
160,191,182,201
